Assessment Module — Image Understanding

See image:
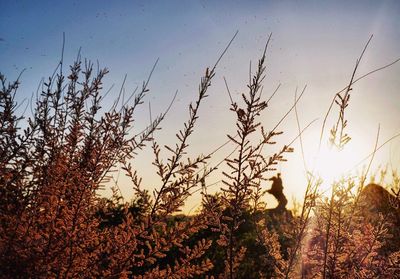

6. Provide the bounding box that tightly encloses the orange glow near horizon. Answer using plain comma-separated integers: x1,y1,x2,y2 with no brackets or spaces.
310,143,365,189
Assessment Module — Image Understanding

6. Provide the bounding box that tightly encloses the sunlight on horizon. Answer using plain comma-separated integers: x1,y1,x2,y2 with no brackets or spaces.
310,142,368,191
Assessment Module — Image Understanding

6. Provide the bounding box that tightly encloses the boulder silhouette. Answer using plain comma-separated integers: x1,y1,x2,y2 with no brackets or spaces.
359,183,400,255
359,183,400,215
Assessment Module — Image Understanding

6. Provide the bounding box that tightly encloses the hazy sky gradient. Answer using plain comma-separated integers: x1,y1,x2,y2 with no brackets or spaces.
1,0,400,211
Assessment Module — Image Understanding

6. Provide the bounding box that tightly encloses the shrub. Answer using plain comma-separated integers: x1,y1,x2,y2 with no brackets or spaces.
1,35,399,279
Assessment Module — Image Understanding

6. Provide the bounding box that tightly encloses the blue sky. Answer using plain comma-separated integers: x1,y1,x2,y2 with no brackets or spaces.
1,0,400,210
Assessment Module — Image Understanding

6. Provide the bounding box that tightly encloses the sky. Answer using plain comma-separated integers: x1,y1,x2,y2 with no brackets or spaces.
1,0,400,212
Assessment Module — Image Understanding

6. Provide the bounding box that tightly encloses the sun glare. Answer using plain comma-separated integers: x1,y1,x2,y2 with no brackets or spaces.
311,143,364,189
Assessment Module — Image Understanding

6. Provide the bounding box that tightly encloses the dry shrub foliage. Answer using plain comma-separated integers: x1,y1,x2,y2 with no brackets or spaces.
1,36,400,278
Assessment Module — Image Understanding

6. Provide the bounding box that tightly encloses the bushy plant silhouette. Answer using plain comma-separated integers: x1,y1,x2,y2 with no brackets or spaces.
1,35,399,278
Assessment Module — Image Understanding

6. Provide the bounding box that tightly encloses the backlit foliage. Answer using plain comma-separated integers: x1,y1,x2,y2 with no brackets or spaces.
1,36,399,278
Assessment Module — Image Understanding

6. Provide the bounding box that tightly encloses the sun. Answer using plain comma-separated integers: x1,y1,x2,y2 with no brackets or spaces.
310,142,367,189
